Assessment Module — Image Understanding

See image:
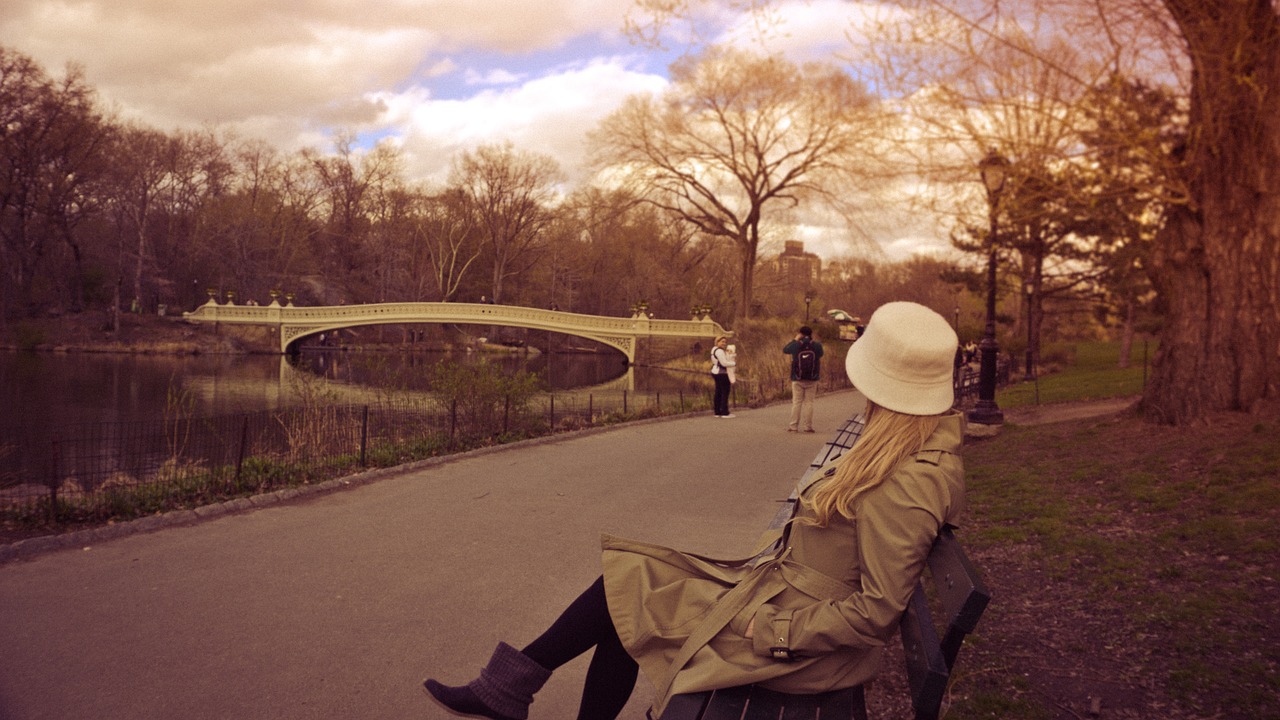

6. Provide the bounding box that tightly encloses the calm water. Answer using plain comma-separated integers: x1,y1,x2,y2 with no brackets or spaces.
0,349,710,433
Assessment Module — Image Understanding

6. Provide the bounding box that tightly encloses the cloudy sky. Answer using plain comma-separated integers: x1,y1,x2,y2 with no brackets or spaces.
1,0,955,260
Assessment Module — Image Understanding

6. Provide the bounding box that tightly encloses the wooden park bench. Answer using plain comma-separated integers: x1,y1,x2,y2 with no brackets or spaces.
654,413,990,720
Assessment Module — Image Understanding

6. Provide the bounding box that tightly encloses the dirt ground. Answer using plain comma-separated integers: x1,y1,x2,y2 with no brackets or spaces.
865,400,1280,720
861,398,1145,720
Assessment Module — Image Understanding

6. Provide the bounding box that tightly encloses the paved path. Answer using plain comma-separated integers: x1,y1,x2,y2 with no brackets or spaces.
1003,397,1139,426
0,391,864,720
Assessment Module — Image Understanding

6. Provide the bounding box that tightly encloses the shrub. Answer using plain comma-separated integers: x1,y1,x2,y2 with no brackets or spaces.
430,359,541,435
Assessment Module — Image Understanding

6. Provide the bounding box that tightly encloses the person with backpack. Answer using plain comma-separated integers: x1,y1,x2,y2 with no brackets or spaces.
783,325,824,432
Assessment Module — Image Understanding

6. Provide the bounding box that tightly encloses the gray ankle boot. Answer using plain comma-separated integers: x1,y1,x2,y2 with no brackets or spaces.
424,642,552,720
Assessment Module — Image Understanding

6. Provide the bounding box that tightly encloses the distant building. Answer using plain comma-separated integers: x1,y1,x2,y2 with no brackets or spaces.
776,240,821,285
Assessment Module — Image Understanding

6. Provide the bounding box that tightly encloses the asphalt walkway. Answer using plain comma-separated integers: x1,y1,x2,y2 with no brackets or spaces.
0,390,865,720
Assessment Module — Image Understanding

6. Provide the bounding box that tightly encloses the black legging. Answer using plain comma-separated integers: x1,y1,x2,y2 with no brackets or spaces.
713,373,732,415
521,576,639,720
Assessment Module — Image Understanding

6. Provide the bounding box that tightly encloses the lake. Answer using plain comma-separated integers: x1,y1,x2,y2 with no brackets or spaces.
1,349,711,433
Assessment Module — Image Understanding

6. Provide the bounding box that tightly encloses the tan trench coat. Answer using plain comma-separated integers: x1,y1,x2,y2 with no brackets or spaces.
601,413,966,717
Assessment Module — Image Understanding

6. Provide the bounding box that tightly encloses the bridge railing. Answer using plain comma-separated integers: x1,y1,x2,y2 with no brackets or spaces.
184,301,727,356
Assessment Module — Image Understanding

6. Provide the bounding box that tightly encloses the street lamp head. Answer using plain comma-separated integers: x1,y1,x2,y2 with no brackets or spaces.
978,148,1009,198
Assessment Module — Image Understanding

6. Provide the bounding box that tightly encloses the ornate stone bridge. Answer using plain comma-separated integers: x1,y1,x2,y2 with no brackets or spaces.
182,300,728,362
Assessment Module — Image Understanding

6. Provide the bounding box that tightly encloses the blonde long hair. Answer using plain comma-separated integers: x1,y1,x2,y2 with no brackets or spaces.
803,402,943,527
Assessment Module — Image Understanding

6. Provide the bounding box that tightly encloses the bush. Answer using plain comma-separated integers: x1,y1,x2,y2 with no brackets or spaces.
429,358,540,435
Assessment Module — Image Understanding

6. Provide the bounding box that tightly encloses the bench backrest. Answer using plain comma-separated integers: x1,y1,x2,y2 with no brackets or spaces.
762,412,868,531
901,526,990,720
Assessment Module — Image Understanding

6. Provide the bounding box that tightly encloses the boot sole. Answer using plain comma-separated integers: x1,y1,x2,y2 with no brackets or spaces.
421,682,519,720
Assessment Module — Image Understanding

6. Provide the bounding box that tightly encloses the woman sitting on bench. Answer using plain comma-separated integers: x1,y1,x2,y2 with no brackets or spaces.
423,301,968,720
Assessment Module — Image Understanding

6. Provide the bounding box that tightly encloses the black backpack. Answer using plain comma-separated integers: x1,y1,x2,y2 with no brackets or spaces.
794,339,819,381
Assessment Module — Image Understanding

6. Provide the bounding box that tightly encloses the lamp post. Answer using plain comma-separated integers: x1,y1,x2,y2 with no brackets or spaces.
1023,280,1035,381
968,149,1008,427
803,291,813,324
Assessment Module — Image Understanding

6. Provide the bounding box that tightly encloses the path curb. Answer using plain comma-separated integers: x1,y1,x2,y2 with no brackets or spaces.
0,407,728,566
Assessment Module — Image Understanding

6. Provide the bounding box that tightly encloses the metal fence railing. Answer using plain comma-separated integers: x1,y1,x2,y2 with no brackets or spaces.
2,401,440,521
953,359,1012,407
0,389,682,523
1,372,855,526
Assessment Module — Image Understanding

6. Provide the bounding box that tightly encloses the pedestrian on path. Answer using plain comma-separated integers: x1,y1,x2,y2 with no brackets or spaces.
710,335,736,418
423,301,966,720
783,325,824,433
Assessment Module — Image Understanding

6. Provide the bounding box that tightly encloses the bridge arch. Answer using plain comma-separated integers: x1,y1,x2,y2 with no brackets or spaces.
183,301,727,363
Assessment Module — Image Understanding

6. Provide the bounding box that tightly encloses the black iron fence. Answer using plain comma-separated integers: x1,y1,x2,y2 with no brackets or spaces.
0,368,859,527
1,376,833,525
953,358,1012,406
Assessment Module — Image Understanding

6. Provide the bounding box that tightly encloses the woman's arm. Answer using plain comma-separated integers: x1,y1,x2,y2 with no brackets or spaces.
750,454,962,657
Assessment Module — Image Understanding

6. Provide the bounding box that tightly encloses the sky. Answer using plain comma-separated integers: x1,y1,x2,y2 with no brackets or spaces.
0,0,955,261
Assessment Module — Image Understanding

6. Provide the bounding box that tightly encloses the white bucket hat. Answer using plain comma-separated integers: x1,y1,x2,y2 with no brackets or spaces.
844,302,958,415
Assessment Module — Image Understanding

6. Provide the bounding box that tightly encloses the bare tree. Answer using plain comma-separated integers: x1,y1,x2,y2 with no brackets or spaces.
628,0,1280,423
880,0,1280,422
553,186,725,318
591,47,876,321
304,135,401,303
101,123,174,322
1140,0,1280,422
450,143,562,303
0,49,109,324
414,187,482,302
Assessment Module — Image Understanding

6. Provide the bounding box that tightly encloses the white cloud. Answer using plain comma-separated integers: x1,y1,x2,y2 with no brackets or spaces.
0,0,637,153
375,58,667,184
0,0,960,259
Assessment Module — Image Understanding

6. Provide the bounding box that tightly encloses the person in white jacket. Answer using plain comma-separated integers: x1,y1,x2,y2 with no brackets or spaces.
710,336,736,417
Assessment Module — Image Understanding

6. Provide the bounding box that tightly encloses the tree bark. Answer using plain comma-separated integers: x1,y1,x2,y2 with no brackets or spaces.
1144,0,1280,422
1118,298,1135,370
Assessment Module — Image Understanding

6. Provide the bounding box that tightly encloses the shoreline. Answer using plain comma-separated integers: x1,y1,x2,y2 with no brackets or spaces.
3,310,242,355
2,311,589,357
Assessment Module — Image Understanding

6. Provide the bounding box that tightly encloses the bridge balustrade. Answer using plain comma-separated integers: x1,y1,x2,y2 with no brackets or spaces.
183,301,727,359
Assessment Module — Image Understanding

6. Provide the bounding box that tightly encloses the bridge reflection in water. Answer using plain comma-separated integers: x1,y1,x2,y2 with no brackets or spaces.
184,300,728,362
280,352,665,397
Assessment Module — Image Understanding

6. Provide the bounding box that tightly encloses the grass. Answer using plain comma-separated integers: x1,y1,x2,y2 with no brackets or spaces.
996,339,1154,409
937,340,1280,719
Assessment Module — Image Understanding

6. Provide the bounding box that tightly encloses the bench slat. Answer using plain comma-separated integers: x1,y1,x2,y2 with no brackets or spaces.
764,413,868,532
697,686,749,719
656,693,709,719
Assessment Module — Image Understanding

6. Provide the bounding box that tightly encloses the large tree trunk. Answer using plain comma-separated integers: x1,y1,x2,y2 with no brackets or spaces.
1144,0,1280,423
